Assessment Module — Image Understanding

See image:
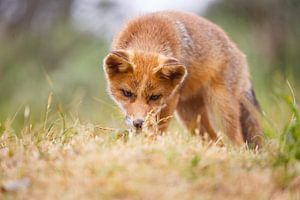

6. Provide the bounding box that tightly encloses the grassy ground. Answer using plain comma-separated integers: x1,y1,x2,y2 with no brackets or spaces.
0,96,300,200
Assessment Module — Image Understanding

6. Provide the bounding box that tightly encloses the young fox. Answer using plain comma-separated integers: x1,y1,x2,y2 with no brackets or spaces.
103,11,262,147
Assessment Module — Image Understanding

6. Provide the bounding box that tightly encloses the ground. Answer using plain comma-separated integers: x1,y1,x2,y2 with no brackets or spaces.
0,119,299,200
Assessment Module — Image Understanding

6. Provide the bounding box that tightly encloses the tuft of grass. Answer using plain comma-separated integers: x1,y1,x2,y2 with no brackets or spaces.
268,82,300,190
275,82,300,166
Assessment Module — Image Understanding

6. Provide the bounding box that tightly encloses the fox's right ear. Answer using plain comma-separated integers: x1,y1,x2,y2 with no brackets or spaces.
103,50,132,78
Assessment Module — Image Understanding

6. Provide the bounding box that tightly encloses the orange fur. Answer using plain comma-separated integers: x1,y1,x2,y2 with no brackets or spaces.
103,11,262,147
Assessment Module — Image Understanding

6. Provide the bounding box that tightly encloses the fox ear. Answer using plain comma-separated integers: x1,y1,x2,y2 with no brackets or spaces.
103,50,132,77
156,58,187,85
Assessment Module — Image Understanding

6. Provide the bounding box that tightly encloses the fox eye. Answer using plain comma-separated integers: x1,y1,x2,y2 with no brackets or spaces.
121,89,133,98
149,94,162,101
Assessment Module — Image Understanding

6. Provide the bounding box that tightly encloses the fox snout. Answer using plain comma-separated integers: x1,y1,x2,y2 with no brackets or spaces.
132,119,144,129
125,115,145,130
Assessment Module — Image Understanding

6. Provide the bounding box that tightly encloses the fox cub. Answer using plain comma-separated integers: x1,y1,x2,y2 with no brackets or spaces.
103,11,262,147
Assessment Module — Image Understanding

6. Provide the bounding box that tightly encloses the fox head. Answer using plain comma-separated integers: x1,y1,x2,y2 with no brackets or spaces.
103,50,187,130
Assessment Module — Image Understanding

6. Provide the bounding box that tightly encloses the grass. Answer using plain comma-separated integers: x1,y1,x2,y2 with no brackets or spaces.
0,92,300,200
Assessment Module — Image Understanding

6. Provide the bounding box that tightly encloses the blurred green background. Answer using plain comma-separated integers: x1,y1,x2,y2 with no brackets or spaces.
0,0,299,133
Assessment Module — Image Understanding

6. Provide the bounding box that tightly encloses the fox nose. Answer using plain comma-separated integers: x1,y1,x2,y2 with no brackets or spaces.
132,119,144,129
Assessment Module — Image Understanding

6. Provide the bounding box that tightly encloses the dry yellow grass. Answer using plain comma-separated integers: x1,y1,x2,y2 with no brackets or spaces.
0,118,300,200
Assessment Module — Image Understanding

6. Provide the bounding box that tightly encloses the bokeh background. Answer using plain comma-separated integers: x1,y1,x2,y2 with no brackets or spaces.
0,0,299,133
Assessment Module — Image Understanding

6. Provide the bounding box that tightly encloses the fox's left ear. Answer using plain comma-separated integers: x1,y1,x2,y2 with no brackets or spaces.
156,58,187,86
103,50,132,78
